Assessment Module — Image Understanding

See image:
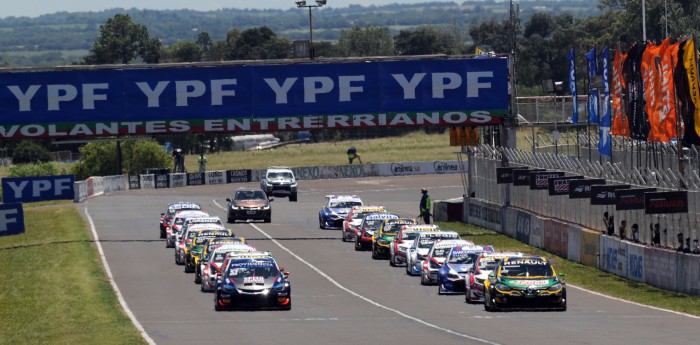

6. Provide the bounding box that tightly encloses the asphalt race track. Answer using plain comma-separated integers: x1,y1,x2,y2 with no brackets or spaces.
81,174,700,345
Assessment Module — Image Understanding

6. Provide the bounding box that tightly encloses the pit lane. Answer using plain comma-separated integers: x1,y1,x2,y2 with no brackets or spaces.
81,174,700,345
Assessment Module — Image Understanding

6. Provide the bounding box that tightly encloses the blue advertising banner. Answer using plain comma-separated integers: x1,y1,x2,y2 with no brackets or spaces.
568,49,579,123
0,203,25,237
0,58,509,138
599,47,612,157
2,175,75,203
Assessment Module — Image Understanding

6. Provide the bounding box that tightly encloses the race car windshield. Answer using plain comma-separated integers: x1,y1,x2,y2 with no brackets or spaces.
228,260,279,278
236,191,266,200
363,219,383,228
501,263,553,277
448,253,476,264
402,232,418,240
330,201,362,208
268,172,292,179
478,258,501,270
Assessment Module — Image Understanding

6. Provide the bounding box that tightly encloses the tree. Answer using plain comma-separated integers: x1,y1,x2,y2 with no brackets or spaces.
338,26,394,57
227,27,291,60
12,140,51,164
83,14,161,64
71,140,169,180
160,42,203,63
394,26,460,56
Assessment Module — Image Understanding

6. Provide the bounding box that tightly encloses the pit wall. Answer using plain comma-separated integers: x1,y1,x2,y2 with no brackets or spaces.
440,197,700,296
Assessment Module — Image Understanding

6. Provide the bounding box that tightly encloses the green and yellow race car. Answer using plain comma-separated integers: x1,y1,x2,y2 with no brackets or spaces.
371,217,416,260
483,255,566,311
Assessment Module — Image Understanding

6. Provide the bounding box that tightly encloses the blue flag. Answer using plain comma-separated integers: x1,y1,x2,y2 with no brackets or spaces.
585,47,599,124
599,47,612,157
568,49,579,123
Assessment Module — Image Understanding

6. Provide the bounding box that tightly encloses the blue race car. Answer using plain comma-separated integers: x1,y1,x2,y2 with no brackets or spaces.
437,245,494,295
319,195,363,229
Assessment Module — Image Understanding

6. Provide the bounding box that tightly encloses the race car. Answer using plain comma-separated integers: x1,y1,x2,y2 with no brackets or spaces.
354,212,399,251
226,187,271,223
406,231,461,276
167,215,222,248
186,229,237,275
214,252,291,311
436,245,495,295
165,210,210,247
341,205,386,242
371,217,416,259
175,223,227,265
200,243,255,292
196,237,250,285
389,224,440,267
465,251,525,304
159,202,201,238
483,256,566,311
419,239,474,285
319,194,363,229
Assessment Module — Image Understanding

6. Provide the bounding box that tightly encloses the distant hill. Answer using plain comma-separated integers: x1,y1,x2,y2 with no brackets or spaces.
0,1,599,67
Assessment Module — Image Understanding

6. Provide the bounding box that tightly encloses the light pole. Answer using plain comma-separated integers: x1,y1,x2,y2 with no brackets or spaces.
295,0,326,59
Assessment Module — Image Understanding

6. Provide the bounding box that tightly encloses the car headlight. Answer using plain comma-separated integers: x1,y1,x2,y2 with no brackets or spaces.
262,205,270,210
495,283,511,291
447,269,460,279
231,205,240,210
548,283,562,291
377,239,389,245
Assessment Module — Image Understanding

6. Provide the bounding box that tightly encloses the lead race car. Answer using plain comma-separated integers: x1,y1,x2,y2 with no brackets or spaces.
342,205,386,242
465,251,524,304
355,212,399,251
483,256,567,311
319,194,363,229
215,252,291,311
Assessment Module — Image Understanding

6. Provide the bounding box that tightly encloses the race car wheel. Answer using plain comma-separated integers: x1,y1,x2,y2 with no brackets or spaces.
341,232,347,242
195,268,201,283
389,255,396,267
227,213,234,223
160,228,165,239
465,287,473,304
406,262,412,275
264,215,271,223
319,217,325,229
289,193,298,202
438,283,445,295
371,245,378,259
354,237,362,251
420,273,428,286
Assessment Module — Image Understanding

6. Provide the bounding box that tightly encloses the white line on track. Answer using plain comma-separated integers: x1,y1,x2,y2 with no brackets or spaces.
213,200,502,345
84,205,157,345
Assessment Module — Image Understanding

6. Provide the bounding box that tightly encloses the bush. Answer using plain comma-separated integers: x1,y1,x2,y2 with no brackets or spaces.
8,162,60,177
12,140,51,164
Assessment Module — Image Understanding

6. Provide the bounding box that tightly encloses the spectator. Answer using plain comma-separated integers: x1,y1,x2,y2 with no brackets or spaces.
605,215,615,236
631,223,640,243
676,233,684,252
693,240,700,254
346,146,362,164
618,220,627,240
684,238,691,253
651,223,661,247
198,153,207,173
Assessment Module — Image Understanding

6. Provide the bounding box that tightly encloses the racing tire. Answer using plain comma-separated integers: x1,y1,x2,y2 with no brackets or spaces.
195,268,201,284
214,295,224,311
264,215,271,223
227,213,234,223
437,283,444,295
406,262,412,275
341,232,347,242
354,237,362,251
389,255,396,267
371,245,378,259
420,273,428,286
289,193,298,202
465,287,473,304
319,217,325,229
160,228,166,239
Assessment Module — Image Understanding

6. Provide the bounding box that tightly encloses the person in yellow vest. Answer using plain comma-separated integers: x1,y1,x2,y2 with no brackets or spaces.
346,146,362,164
198,153,207,173
419,188,431,224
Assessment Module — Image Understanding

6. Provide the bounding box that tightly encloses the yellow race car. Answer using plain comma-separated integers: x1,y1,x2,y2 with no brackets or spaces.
483,255,566,311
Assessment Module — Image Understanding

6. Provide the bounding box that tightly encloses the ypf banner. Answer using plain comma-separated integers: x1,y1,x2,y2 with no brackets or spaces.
2,175,75,203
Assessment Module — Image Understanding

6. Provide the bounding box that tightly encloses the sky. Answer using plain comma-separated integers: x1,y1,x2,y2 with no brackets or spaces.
2,0,442,18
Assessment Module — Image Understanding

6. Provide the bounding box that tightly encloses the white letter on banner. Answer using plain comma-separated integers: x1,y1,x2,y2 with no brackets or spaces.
304,77,333,103
82,83,109,110
338,76,364,101
467,72,493,97
210,79,237,105
0,209,18,231
432,73,461,98
47,85,78,111
7,85,41,111
391,73,425,100
136,81,170,107
6,181,28,199
176,80,206,106
33,180,52,197
55,178,72,196
264,78,297,104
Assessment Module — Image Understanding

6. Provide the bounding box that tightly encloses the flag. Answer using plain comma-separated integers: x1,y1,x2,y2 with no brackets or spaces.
475,46,485,55
657,38,678,141
568,48,579,123
675,38,700,146
682,37,700,139
599,47,612,157
585,47,599,124
611,45,630,137
642,40,664,142
622,44,649,140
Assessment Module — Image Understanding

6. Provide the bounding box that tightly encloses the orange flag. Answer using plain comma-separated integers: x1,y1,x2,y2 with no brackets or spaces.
642,41,663,141
659,40,680,141
611,45,630,137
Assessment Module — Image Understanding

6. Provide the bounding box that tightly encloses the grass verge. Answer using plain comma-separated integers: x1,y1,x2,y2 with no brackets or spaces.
439,221,700,316
0,205,147,345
